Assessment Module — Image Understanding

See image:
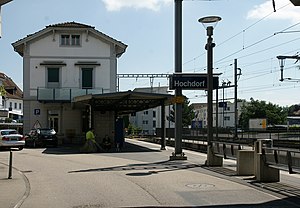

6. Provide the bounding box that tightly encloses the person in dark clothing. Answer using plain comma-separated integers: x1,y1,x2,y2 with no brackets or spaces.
102,135,112,151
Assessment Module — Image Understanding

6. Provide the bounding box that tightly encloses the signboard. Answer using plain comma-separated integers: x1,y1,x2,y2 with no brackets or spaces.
32,120,41,129
0,110,8,117
34,109,40,115
169,74,219,90
191,120,202,128
219,102,227,108
171,96,185,104
249,118,267,130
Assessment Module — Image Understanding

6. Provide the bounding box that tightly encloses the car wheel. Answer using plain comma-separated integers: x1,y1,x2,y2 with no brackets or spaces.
18,146,24,151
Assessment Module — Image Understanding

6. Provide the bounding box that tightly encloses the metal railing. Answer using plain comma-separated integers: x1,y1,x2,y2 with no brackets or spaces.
212,142,244,159
262,147,300,174
37,87,108,102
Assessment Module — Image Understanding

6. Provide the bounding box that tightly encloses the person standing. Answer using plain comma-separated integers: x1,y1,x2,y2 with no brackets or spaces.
84,128,103,152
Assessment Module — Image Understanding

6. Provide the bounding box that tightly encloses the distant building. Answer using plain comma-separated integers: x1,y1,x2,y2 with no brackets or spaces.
0,72,23,122
191,101,243,128
129,87,175,135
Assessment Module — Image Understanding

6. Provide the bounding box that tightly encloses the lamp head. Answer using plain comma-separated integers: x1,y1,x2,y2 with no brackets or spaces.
198,16,222,30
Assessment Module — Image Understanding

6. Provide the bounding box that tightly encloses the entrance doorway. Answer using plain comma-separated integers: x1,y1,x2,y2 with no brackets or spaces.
49,115,59,133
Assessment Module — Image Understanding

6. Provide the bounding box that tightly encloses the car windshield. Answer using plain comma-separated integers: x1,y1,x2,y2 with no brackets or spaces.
39,129,56,135
1,130,18,135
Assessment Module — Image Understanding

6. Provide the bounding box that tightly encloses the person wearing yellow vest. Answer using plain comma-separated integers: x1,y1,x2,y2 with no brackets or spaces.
86,128,96,142
85,128,103,152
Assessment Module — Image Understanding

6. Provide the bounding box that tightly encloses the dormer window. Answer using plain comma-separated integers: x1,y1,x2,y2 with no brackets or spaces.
60,34,80,46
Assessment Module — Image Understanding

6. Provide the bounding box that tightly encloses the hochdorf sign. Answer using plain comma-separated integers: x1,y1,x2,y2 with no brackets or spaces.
169,74,219,90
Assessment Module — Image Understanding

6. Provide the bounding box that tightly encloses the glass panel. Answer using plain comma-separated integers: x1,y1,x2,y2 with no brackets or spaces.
61,35,70,45
82,68,93,89
87,89,102,95
54,88,70,100
71,35,80,46
38,88,54,100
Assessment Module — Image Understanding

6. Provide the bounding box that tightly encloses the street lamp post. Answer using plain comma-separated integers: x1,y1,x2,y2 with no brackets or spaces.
199,16,222,166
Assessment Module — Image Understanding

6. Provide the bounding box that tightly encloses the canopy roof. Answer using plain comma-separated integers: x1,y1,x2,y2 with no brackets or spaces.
73,90,174,115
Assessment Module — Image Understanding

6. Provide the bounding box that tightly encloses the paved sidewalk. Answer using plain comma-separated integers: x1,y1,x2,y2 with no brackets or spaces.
1,139,300,207
0,151,27,208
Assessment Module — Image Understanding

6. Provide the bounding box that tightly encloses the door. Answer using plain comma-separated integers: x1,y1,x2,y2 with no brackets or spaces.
49,115,59,133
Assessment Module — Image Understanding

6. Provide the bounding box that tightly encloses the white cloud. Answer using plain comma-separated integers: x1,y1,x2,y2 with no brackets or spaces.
102,0,172,12
247,0,300,23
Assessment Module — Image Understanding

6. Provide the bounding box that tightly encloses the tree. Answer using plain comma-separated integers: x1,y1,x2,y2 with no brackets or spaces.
168,98,195,127
239,98,288,129
0,85,6,97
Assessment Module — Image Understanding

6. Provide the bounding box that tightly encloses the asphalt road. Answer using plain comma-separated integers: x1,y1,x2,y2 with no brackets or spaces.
1,139,300,208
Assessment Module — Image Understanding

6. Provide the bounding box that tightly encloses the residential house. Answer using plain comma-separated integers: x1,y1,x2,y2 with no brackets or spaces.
0,72,23,122
12,22,127,142
129,86,175,135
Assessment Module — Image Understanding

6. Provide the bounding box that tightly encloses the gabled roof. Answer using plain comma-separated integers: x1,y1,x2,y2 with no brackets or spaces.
12,21,127,57
0,72,23,99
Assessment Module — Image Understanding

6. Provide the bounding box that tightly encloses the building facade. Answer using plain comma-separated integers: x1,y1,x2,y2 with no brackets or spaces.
192,101,243,128
129,87,175,135
12,22,127,141
0,72,23,122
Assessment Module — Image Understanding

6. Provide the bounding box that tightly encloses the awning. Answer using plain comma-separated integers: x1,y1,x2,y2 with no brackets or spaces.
73,90,174,115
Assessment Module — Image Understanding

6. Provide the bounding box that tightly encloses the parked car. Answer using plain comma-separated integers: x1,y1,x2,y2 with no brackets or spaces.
25,128,58,148
0,129,25,150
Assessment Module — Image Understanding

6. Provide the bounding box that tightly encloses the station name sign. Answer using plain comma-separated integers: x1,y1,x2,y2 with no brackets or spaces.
169,74,219,90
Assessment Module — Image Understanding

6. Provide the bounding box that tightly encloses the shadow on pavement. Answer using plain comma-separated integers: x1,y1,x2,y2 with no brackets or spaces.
68,160,201,175
41,141,160,155
126,196,300,207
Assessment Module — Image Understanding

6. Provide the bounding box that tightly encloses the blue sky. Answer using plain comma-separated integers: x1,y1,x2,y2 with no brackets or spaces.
1,0,300,106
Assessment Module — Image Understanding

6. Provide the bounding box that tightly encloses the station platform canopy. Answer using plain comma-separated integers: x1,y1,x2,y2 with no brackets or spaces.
73,90,175,115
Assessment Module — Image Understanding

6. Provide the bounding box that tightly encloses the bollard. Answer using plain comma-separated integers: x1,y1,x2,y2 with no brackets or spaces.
8,149,13,179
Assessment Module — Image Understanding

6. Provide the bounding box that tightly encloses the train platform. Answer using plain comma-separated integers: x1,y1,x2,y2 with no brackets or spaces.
0,138,300,207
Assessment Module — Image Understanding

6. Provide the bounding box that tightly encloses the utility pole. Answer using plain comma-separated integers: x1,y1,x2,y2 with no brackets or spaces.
234,59,238,139
171,0,185,160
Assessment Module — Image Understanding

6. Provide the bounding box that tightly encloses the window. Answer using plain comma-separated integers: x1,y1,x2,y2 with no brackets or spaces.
60,34,80,46
61,35,70,46
48,68,59,83
14,103,17,109
224,116,230,121
82,68,93,89
153,120,156,128
19,103,22,110
153,111,156,118
71,35,80,45
144,111,148,115
47,67,60,88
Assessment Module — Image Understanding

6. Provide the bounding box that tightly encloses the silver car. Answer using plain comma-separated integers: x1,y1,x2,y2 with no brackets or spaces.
0,129,25,150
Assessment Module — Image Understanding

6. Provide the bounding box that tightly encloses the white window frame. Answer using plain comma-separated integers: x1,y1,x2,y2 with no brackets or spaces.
60,34,81,46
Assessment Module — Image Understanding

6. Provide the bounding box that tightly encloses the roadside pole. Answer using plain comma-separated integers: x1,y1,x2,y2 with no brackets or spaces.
8,149,13,179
